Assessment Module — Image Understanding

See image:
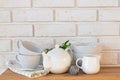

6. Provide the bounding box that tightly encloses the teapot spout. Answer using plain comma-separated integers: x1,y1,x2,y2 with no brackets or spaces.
41,52,51,70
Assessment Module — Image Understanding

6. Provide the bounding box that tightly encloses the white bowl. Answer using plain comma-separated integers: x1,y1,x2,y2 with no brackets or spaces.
71,42,102,59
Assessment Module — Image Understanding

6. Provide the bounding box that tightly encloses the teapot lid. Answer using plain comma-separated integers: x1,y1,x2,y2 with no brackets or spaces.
47,44,67,55
55,44,60,48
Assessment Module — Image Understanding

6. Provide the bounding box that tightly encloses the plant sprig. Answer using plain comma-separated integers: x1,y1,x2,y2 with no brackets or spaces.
59,40,71,50
44,48,53,53
44,40,71,53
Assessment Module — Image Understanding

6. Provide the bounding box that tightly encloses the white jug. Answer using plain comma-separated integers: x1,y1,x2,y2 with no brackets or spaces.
76,55,100,74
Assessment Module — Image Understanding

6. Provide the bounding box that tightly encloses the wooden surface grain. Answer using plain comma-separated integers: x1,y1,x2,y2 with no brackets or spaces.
1,67,120,80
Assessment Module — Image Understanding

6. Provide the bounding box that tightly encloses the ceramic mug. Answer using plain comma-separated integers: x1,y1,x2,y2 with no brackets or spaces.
76,55,100,74
17,40,42,55
16,54,41,69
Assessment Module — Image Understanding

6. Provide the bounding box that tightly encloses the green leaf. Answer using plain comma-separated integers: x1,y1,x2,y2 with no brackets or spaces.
44,40,71,53
59,40,71,50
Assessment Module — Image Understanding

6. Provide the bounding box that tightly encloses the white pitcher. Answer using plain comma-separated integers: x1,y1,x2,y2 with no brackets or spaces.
76,55,100,74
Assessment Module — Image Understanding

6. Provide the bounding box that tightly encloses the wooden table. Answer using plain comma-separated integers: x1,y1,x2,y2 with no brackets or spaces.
1,67,120,80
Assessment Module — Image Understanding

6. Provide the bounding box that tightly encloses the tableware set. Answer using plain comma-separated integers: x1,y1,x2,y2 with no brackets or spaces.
15,40,102,75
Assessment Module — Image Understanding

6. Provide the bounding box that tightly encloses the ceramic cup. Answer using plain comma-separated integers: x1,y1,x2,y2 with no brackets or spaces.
71,42,102,59
17,40,42,55
16,54,41,69
76,55,100,74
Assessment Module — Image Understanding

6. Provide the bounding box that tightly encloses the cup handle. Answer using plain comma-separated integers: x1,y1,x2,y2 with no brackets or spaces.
15,55,19,62
76,58,83,69
17,40,22,49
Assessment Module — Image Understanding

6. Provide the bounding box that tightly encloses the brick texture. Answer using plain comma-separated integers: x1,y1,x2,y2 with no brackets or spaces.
0,40,11,51
78,22,119,36
99,8,120,21
0,0,119,66
55,9,96,21
12,9,53,22
77,0,118,7
33,0,74,7
101,51,118,65
0,24,32,37
35,24,76,36
0,10,10,22
0,0,31,7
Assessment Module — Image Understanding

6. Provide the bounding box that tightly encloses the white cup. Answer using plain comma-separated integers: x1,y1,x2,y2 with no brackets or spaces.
76,55,100,74
16,54,41,69
17,40,42,55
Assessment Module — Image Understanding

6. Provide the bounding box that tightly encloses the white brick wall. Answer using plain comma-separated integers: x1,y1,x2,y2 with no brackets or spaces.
0,0,120,66
0,10,10,22
78,22,119,36
55,9,96,21
0,40,11,52
12,9,53,22
33,0,74,7
0,0,31,7
101,51,118,65
55,37,97,45
99,37,120,50
0,24,33,37
77,0,118,7
35,24,76,36
99,8,120,21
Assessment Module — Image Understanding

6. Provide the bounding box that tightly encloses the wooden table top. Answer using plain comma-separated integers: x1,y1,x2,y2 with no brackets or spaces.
1,67,120,80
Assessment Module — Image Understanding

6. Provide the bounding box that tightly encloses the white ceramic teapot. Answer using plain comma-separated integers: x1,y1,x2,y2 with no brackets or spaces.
41,44,72,74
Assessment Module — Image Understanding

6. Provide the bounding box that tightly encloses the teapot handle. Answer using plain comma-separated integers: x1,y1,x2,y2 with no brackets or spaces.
41,52,51,72
66,48,75,65
17,40,22,49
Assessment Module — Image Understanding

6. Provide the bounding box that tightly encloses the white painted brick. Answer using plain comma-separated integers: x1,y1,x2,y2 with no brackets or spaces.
77,0,118,7
101,51,118,65
0,0,30,7
35,24,76,36
0,10,10,22
0,24,32,37
0,54,17,62
33,0,74,7
55,37,97,45
13,38,54,51
56,9,96,21
99,37,120,50
0,40,11,51
12,9,53,22
99,8,120,21
78,22,119,36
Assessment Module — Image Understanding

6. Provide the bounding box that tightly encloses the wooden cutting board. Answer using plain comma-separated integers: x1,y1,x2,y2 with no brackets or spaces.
1,67,120,80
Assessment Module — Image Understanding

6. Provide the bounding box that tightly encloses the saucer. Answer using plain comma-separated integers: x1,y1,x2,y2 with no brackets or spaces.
8,60,44,71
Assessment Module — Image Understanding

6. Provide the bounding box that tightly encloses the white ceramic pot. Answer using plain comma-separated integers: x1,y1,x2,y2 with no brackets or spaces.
41,45,72,74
